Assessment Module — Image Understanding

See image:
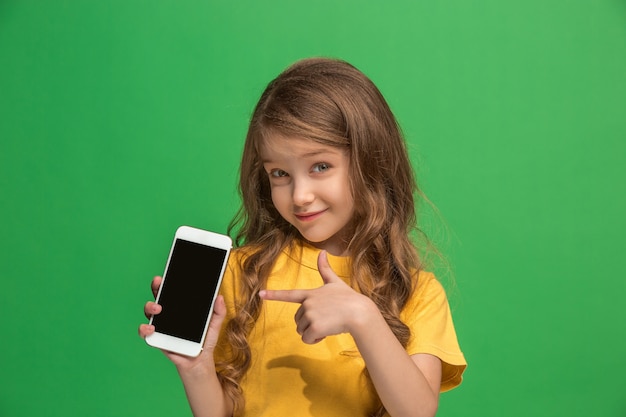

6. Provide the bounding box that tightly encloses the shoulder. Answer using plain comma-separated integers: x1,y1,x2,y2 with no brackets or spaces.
229,244,258,262
224,244,264,274
220,245,258,301
406,271,447,310
221,243,295,291
402,270,467,390
400,270,454,339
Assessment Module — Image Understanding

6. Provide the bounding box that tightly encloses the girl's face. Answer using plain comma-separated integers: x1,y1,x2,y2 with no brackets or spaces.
260,134,354,256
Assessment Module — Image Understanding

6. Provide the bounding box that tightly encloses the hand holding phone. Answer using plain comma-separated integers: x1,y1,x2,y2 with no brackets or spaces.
144,226,232,357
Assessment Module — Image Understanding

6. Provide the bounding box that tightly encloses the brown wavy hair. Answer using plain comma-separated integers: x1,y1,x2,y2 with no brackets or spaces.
219,57,424,416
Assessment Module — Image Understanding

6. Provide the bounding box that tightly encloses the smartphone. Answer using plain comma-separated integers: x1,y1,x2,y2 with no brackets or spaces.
145,226,232,357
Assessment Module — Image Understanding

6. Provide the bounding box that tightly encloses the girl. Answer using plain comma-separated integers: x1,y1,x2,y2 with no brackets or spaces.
139,57,466,417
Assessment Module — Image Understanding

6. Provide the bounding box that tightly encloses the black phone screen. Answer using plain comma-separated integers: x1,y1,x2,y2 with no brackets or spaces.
152,238,228,343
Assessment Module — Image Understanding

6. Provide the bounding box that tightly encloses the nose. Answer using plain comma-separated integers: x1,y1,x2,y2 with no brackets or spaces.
292,178,315,207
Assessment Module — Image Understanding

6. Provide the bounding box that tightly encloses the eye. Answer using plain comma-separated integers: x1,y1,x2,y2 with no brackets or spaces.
269,169,289,178
312,163,330,173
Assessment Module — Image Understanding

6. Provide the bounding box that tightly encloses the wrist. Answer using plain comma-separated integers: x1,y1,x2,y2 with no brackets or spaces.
175,357,215,379
348,295,383,337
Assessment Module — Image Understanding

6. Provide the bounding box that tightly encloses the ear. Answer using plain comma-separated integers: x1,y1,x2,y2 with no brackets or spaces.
317,250,342,285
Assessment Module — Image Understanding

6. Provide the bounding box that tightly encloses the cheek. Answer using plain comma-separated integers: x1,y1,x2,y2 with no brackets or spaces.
340,178,354,211
342,195,355,219
270,187,290,213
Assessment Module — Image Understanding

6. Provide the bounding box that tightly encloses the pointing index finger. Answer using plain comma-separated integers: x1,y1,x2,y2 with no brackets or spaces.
259,289,309,304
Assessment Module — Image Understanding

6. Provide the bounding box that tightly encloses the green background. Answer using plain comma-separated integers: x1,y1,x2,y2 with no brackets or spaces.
1,1,625,416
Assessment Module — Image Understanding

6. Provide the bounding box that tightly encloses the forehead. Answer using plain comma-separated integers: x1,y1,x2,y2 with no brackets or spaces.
260,135,347,161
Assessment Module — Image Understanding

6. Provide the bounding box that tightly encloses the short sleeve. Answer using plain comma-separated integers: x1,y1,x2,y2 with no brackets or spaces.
401,271,467,392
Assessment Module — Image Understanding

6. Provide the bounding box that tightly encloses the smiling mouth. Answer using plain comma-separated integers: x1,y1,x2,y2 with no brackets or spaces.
295,209,327,222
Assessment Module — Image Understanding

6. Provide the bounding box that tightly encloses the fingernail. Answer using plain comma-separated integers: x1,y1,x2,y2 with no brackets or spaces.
258,290,266,298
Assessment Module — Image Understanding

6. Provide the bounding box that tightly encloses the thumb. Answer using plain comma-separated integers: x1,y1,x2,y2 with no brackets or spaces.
317,250,342,285
204,295,226,350
210,295,227,328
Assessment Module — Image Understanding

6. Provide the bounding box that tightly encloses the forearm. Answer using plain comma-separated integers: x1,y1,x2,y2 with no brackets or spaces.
177,361,233,417
351,304,440,417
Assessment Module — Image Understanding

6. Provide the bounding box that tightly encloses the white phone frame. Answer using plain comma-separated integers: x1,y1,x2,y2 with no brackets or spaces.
145,226,232,357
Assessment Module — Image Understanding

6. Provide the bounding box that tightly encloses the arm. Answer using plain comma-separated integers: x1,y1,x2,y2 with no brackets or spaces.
139,277,234,417
350,298,441,417
260,252,442,417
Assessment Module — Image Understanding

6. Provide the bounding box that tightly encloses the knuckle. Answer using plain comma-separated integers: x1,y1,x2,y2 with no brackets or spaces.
308,322,322,335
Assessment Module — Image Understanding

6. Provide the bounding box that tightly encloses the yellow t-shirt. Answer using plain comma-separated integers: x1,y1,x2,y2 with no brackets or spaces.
216,241,466,416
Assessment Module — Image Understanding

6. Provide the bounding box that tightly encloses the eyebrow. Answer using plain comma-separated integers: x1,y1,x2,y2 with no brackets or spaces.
261,149,339,164
301,150,334,158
